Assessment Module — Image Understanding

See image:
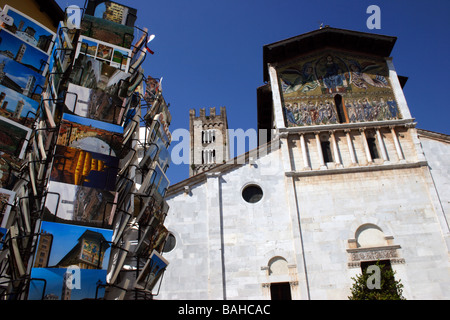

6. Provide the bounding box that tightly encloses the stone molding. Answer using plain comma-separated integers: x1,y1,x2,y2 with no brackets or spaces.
346,245,405,268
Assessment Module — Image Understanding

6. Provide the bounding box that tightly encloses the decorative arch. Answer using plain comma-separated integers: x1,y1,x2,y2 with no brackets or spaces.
355,223,387,248
346,223,404,269
268,256,289,276
261,255,298,300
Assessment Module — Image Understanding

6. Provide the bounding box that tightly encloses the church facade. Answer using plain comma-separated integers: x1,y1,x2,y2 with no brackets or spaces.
158,27,450,300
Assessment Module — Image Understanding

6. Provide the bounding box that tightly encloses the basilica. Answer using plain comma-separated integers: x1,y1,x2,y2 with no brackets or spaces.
158,27,450,299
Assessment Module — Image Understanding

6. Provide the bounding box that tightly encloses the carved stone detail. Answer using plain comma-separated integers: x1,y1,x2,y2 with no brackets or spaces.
346,245,403,268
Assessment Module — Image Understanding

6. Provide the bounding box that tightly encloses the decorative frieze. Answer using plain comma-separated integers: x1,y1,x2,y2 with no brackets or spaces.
346,245,403,268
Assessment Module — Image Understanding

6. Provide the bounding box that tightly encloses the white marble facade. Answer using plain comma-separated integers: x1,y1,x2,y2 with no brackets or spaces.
157,30,450,300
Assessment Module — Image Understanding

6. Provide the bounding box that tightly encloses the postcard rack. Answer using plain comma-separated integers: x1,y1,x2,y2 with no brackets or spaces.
0,0,172,300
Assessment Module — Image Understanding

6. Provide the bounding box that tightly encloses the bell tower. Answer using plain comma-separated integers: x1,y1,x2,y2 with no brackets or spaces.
189,106,229,176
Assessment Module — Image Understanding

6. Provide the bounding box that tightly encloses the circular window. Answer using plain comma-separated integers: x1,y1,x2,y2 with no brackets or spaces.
242,184,263,203
163,233,176,253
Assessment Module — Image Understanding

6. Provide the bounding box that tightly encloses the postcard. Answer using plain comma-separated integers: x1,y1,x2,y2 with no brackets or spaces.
57,113,124,158
41,86,57,128
47,22,75,93
0,151,22,189
86,0,137,27
138,220,168,256
69,54,131,97
139,135,170,173
76,35,131,72
80,14,134,50
128,28,148,74
107,240,130,285
111,204,132,246
0,54,46,102
154,113,172,142
134,250,169,292
0,115,31,159
0,187,15,228
34,221,113,270
126,65,145,97
121,109,138,147
50,145,119,191
0,226,6,250
0,28,49,75
137,161,169,198
0,84,39,128
28,267,107,300
9,224,26,276
145,113,171,149
16,182,31,233
130,27,147,60
135,191,169,228
43,180,118,229
2,5,56,55
64,83,124,125
143,76,161,104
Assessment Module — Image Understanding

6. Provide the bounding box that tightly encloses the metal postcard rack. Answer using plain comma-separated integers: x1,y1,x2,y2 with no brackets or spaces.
0,0,172,300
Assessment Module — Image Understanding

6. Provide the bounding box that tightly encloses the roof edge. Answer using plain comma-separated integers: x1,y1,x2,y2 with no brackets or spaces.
166,138,280,197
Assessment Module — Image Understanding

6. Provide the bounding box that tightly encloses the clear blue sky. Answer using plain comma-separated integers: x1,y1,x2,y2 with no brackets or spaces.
55,0,450,184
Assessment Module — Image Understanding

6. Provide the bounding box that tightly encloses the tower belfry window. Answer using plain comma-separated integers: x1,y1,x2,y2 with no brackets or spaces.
202,149,216,164
202,130,216,144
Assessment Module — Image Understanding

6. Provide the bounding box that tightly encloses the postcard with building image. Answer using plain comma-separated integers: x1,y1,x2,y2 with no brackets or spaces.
0,115,31,159
64,83,124,125
28,267,107,300
135,250,169,292
33,221,113,270
48,22,78,95
56,113,124,158
89,0,137,27
0,28,49,75
0,54,45,102
76,35,131,72
43,180,118,229
80,13,134,50
69,54,131,97
50,145,119,191
2,5,56,55
0,84,39,128
0,187,15,228
0,151,22,189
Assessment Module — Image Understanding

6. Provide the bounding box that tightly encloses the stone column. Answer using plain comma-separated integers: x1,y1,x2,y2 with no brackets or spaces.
345,129,357,165
315,132,326,169
299,133,310,170
329,130,341,167
390,126,405,161
376,128,389,162
360,128,373,163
